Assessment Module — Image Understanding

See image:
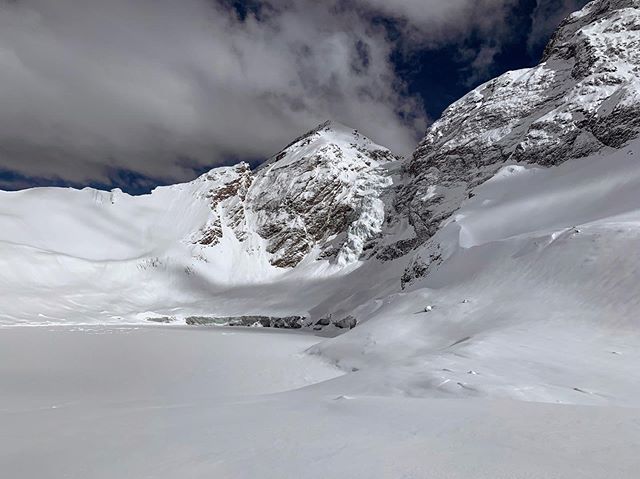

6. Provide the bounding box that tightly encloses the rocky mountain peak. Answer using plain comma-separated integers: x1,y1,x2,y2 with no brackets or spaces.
192,120,399,269
248,120,398,268
543,0,640,79
389,0,640,283
264,120,394,170
544,0,640,64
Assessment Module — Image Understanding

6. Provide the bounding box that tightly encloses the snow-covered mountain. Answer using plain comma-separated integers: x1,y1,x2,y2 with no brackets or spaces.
247,121,396,268
188,119,398,270
2,0,640,326
394,0,640,280
313,0,640,407
5,4,640,478
316,137,640,406
2,0,640,405
0,120,398,326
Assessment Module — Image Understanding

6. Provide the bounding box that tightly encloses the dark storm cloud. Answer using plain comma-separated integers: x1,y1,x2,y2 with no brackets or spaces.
0,0,427,185
0,0,583,187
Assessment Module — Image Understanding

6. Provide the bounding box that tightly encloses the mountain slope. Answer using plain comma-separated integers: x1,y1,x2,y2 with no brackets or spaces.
394,0,640,268
314,138,640,406
302,0,640,406
248,121,396,268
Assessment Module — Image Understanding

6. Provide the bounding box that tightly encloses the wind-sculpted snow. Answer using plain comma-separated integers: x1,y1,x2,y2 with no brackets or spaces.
396,0,640,270
5,327,639,479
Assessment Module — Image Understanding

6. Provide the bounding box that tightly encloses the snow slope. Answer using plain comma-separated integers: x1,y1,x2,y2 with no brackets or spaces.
314,139,640,406
1,2,639,409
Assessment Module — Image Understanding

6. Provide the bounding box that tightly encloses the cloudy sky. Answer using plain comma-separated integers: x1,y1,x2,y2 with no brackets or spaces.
0,0,588,193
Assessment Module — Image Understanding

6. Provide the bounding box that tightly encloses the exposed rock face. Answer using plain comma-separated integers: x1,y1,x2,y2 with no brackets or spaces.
185,315,305,329
194,163,253,246
395,0,640,258
333,315,357,330
193,120,397,269
249,121,396,267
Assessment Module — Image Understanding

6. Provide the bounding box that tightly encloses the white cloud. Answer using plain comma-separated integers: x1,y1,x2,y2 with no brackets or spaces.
354,0,519,45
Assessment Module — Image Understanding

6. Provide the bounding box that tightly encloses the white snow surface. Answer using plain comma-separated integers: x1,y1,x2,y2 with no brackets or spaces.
2,136,640,409
2,326,639,479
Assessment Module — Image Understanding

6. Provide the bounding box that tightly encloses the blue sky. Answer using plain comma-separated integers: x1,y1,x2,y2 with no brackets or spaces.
0,0,587,194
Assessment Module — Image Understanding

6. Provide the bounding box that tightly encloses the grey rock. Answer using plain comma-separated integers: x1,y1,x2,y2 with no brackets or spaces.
193,121,397,269
145,316,175,323
391,0,640,284
333,316,357,329
315,315,332,327
185,315,305,329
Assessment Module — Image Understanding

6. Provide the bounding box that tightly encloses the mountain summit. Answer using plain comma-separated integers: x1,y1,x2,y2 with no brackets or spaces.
191,120,398,269
247,120,397,267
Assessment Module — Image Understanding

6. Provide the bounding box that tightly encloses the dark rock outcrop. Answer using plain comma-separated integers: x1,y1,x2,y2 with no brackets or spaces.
185,315,306,329
333,316,357,329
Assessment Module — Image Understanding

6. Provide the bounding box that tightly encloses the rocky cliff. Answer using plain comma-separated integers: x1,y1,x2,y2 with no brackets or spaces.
393,0,640,282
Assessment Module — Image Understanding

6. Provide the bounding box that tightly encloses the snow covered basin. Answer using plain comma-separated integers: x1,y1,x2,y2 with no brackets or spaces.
2,326,640,479
0,325,342,408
